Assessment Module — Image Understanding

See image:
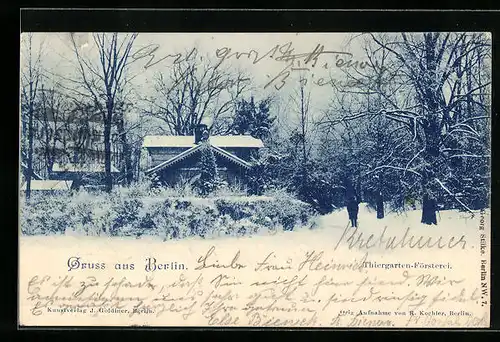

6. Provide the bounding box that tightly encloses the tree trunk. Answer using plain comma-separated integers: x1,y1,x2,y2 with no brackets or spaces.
43,119,55,178
418,34,441,225
420,139,440,225
375,174,384,218
116,118,134,185
376,191,384,219
356,174,363,203
123,139,133,185
421,193,437,225
26,109,34,200
103,121,113,192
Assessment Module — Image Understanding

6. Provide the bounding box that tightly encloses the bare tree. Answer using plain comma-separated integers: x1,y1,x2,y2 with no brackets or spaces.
146,48,251,136
69,33,138,192
20,33,44,200
38,86,69,177
112,94,137,185
291,77,313,176
59,100,95,165
285,76,326,204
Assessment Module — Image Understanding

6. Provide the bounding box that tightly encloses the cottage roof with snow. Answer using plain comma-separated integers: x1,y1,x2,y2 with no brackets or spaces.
145,143,253,175
142,125,264,185
143,135,264,149
52,163,120,173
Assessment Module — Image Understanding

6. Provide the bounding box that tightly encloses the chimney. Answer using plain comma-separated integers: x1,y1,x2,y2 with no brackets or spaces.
194,124,209,144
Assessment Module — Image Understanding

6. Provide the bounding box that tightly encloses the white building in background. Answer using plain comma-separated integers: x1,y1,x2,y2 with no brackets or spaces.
19,179,73,192
22,106,123,185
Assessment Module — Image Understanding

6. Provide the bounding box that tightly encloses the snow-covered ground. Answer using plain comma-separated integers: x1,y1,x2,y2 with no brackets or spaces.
19,205,490,328
52,202,480,241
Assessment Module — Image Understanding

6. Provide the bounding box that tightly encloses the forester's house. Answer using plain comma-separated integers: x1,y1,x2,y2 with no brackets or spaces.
49,162,120,189
143,124,264,188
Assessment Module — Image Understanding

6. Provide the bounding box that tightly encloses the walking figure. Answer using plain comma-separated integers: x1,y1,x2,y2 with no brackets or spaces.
346,195,359,228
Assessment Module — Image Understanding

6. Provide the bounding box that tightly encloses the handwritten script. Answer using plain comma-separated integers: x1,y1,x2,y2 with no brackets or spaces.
19,223,489,328
214,41,376,90
127,41,375,91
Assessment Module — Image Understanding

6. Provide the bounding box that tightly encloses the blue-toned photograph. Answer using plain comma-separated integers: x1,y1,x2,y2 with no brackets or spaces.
19,32,491,239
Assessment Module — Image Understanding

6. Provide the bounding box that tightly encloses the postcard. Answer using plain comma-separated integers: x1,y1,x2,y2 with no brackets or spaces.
18,32,491,328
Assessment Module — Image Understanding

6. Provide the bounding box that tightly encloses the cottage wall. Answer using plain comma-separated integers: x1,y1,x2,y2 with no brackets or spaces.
148,146,259,168
157,152,247,189
148,147,191,167
221,147,259,161
215,156,247,188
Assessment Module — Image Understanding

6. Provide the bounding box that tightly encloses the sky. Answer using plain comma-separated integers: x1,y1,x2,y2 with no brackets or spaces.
20,32,371,128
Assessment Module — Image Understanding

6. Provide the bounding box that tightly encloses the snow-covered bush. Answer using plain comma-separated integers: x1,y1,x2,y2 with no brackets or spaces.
143,199,218,239
215,192,315,231
110,197,143,236
20,185,318,238
67,190,112,236
20,192,70,235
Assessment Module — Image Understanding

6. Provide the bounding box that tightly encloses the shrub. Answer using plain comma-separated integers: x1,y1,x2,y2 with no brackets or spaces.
148,199,184,239
215,192,316,231
19,185,318,238
260,190,316,230
110,197,143,236
67,190,112,236
215,198,260,220
20,192,70,235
